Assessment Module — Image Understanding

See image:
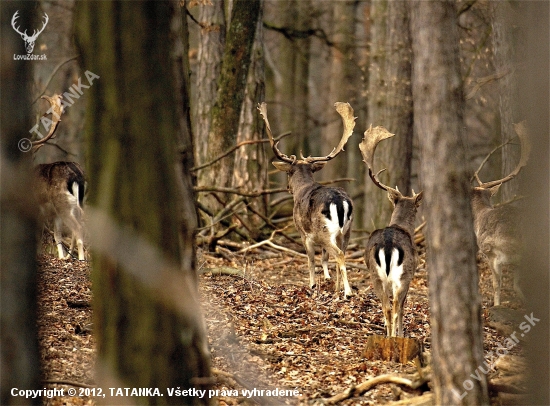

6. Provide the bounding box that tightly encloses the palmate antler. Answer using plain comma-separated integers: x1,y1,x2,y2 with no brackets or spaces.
32,94,64,152
359,125,421,198
257,102,296,163
300,102,357,163
474,120,532,189
257,102,356,164
359,125,397,192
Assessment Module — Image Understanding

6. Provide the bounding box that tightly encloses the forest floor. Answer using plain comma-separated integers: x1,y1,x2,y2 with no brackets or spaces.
37,232,528,405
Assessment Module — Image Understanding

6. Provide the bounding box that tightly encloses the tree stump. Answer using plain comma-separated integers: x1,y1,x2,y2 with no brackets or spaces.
363,334,423,364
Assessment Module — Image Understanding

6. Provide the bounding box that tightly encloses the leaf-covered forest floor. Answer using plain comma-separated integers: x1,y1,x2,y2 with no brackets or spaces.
37,232,527,405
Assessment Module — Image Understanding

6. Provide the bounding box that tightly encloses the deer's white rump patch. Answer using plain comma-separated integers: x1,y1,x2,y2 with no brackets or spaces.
375,247,404,295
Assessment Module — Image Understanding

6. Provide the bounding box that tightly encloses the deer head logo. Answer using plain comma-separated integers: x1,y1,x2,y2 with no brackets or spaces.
11,11,49,54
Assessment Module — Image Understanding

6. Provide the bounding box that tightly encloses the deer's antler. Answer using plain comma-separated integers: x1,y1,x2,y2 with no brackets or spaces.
257,102,296,163
359,125,399,193
474,120,531,189
32,94,64,151
301,102,356,163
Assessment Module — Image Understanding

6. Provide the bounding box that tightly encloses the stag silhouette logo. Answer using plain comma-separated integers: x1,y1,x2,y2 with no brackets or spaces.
11,10,49,54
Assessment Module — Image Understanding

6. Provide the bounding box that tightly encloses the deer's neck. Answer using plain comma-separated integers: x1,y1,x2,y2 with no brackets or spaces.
289,169,319,198
471,193,493,235
389,207,416,237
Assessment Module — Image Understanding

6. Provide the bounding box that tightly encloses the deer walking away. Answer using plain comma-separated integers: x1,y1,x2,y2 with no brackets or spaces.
471,121,530,305
360,125,423,337
258,102,355,297
33,94,86,261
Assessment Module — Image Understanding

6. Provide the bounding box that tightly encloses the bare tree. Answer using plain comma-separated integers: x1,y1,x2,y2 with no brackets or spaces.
490,1,522,202
74,2,210,403
1,2,41,403
364,0,413,231
205,0,261,190
195,0,226,187
410,1,489,404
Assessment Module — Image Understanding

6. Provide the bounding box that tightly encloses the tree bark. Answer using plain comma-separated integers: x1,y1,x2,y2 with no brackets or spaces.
320,0,357,185
517,2,550,404
410,2,489,405
232,4,268,239
1,2,41,404
490,1,521,202
206,0,261,190
195,0,225,186
74,2,210,403
364,0,413,231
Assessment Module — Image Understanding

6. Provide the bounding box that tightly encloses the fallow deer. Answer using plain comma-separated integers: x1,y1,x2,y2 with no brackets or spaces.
360,126,422,337
33,94,86,260
471,121,530,305
258,102,355,297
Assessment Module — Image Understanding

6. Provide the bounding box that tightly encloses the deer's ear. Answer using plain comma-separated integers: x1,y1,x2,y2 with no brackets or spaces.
272,161,292,172
310,162,327,172
489,184,501,197
414,191,423,206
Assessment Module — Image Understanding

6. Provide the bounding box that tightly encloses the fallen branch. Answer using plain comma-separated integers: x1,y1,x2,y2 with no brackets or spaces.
321,372,429,404
200,266,245,277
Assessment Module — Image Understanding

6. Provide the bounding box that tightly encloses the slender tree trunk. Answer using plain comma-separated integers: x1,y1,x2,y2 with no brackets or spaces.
206,0,261,191
74,2,210,403
410,2,489,405
320,0,356,184
490,1,521,202
364,0,413,231
364,0,387,231
232,1,267,239
195,0,225,187
1,2,41,404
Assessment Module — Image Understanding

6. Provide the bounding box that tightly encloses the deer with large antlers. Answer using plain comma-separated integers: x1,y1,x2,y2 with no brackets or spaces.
471,121,530,305
258,102,355,297
360,126,422,337
33,94,86,260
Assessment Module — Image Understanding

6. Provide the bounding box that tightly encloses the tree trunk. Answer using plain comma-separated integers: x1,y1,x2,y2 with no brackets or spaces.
490,1,521,202
1,2,41,404
517,2,550,404
206,0,261,190
232,5,268,239
74,2,210,403
410,2,489,405
195,0,225,187
364,0,413,231
364,0,387,231
320,0,356,184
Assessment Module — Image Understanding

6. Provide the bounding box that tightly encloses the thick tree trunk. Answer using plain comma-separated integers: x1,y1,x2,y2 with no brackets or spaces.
410,2,489,405
517,3,550,404
74,2,210,404
1,2,41,404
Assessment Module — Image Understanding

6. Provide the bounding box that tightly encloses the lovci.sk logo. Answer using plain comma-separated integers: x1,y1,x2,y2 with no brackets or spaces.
12,10,48,61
